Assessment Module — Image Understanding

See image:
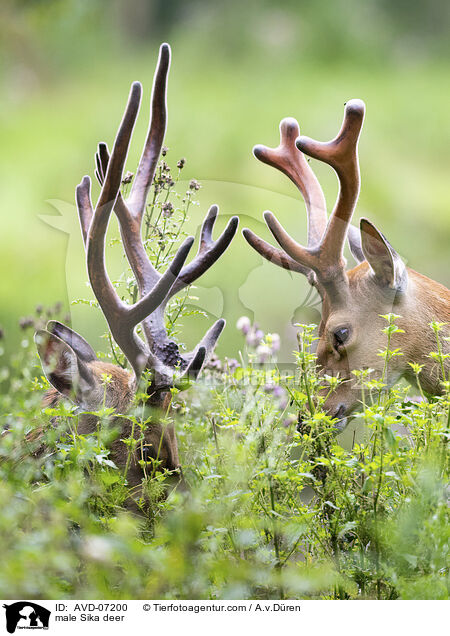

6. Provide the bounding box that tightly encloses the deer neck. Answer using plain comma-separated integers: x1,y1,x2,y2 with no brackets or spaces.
401,269,450,395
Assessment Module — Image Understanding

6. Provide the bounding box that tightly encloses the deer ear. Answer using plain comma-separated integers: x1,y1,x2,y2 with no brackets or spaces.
46,321,97,362
34,329,95,401
360,218,407,292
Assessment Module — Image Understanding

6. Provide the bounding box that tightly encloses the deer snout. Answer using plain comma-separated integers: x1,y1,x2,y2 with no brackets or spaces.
331,403,348,432
297,402,349,435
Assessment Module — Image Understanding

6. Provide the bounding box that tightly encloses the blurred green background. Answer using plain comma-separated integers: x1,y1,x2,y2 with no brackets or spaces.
1,0,449,365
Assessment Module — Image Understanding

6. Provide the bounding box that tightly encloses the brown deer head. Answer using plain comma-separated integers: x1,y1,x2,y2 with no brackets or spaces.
243,100,450,429
35,43,238,485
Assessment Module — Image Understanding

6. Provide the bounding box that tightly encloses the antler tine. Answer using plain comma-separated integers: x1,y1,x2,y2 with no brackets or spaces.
196,317,226,358
128,236,194,325
94,140,161,297
168,205,239,298
262,209,318,272
94,82,142,217
127,42,171,219
77,46,234,383
94,144,236,358
253,117,328,247
86,81,141,322
182,347,207,381
76,176,94,246
246,100,366,293
189,317,225,367
242,116,329,288
296,99,365,267
176,318,226,388
242,228,311,276
95,142,109,185
81,81,154,376
82,80,194,378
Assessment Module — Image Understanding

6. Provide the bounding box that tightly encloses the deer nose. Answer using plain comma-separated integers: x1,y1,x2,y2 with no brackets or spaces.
333,403,348,432
141,445,158,463
333,404,347,419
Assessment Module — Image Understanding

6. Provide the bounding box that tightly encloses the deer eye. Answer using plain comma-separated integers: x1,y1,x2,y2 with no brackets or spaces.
333,327,350,350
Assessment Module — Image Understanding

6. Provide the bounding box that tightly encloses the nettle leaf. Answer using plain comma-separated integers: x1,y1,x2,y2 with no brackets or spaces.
337,521,357,538
95,455,117,469
298,472,316,481
384,471,400,481
383,427,397,451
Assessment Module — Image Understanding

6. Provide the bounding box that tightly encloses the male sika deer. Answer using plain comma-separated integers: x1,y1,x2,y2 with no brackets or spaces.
35,43,238,488
243,100,449,428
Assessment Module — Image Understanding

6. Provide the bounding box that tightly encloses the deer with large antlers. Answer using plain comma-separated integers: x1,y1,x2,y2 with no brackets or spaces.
34,43,238,493
244,100,449,428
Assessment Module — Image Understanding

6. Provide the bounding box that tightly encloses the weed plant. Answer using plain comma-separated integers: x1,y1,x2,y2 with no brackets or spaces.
0,156,448,600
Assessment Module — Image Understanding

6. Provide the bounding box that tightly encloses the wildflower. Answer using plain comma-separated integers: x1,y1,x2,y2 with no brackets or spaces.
122,171,134,185
236,316,251,335
263,382,288,409
189,179,201,191
267,333,281,352
35,304,43,315
162,202,174,218
272,384,285,400
161,146,168,157
282,414,297,428
246,327,264,348
256,343,272,362
206,353,222,372
225,357,240,372
101,373,112,385
19,317,34,330
177,158,186,169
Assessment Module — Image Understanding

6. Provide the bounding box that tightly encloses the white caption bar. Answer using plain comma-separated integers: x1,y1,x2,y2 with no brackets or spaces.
1,599,446,635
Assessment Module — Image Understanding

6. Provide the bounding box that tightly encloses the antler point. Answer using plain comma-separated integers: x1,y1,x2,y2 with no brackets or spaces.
207,203,219,217
280,117,300,139
253,144,268,160
295,135,313,150
344,99,366,122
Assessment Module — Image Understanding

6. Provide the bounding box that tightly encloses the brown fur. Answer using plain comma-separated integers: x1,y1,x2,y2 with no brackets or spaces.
39,359,181,509
317,264,450,422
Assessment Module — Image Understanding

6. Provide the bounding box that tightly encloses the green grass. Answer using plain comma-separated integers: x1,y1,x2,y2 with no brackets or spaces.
0,313,448,599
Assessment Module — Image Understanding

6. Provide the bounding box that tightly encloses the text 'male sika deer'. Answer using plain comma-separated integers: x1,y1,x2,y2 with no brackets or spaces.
244,100,449,428
34,43,238,488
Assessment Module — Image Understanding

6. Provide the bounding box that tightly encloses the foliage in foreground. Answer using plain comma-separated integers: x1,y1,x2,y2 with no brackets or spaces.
0,154,448,600
0,312,448,600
